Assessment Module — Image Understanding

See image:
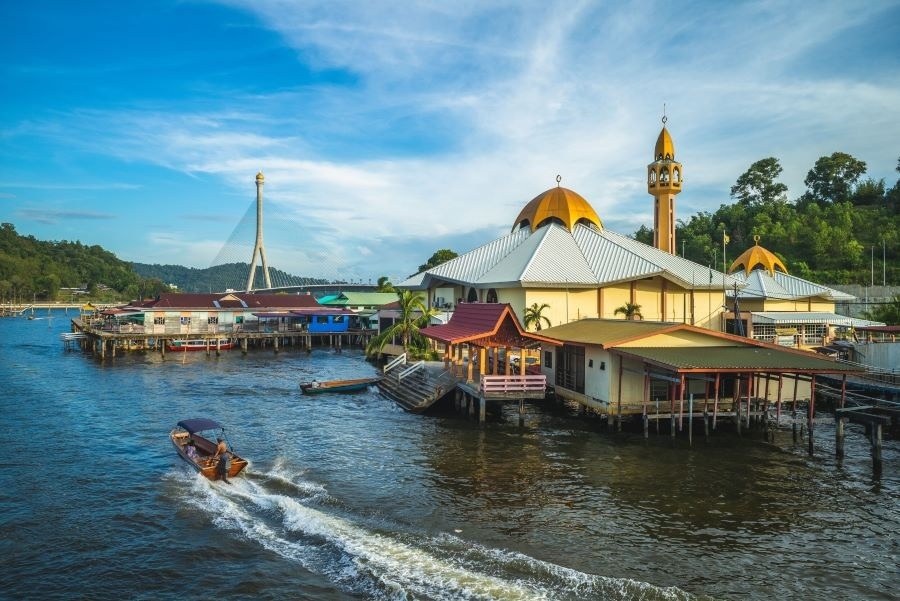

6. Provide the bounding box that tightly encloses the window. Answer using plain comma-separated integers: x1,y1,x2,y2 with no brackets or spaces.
180,316,191,325
316,316,329,324
334,315,345,323
208,316,218,325
153,316,165,325
555,344,585,394
544,350,553,370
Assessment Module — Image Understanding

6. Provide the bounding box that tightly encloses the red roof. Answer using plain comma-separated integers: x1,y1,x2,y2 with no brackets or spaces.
420,303,560,347
136,292,321,310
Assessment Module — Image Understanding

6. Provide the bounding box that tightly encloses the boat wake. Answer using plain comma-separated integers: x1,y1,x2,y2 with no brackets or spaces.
180,462,700,601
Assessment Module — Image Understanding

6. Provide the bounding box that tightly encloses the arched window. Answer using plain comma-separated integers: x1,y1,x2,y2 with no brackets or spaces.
486,289,498,303
660,168,670,183
673,168,680,182
467,287,479,302
649,170,657,185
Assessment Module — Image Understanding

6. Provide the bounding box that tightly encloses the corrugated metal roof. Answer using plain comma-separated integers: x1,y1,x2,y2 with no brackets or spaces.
320,292,400,306
751,311,884,326
401,222,739,290
419,302,560,346
617,347,864,372
137,293,320,310
732,270,855,302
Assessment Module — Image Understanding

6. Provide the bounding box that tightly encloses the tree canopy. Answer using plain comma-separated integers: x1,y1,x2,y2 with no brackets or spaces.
642,152,899,285
418,249,458,273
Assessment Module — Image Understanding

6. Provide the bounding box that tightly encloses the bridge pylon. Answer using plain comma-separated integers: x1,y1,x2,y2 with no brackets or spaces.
245,171,272,292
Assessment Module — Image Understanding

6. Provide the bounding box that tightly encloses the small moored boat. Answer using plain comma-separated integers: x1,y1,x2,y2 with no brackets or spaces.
300,377,381,394
170,418,248,480
166,338,234,352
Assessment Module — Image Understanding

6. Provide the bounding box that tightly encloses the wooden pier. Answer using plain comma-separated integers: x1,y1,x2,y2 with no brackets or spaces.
65,318,375,359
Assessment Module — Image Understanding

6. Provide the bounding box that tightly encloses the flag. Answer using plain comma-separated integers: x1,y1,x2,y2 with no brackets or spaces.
723,233,730,245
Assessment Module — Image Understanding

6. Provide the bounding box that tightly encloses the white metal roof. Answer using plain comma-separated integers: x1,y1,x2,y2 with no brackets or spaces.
400,222,740,290
751,311,883,326
732,270,855,302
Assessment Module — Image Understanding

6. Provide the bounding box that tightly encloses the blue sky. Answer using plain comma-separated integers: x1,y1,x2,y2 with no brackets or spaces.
2,0,899,283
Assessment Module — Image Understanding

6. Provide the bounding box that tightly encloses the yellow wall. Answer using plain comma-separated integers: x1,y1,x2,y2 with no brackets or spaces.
617,330,743,348
523,289,598,327
600,284,631,319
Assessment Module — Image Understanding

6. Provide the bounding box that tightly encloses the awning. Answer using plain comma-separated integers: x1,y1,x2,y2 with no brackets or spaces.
176,418,223,434
750,312,883,327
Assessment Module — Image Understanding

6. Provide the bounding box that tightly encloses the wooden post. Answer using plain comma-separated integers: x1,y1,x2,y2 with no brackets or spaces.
274,335,280,354
745,372,752,431
792,375,799,442
479,347,486,378
479,394,486,423
467,347,474,382
519,398,524,416
873,422,883,477
735,376,742,435
242,337,249,354
206,338,211,357
678,375,685,431
642,370,650,439
836,374,846,459
776,374,783,424
492,347,499,375
808,376,816,456
669,383,675,438
688,393,693,447
519,349,526,376
505,346,511,376
713,373,720,431
616,359,623,432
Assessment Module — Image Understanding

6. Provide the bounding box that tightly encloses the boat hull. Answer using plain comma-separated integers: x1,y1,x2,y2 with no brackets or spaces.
300,377,381,394
166,339,234,352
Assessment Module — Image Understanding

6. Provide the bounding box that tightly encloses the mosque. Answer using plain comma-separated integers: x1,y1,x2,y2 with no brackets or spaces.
402,119,867,344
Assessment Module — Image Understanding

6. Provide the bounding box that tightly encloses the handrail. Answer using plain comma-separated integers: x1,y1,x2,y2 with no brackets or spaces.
383,353,407,374
398,360,424,381
479,374,546,393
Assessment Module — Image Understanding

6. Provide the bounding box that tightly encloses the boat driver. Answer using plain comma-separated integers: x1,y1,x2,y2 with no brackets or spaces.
214,437,230,482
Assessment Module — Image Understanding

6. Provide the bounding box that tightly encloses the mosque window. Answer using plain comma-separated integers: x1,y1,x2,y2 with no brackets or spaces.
673,168,680,182
649,170,657,185
486,289,498,303
660,168,670,183
467,288,479,302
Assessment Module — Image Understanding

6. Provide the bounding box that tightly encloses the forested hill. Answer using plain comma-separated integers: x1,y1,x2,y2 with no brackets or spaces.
131,262,327,293
634,153,900,285
0,222,156,301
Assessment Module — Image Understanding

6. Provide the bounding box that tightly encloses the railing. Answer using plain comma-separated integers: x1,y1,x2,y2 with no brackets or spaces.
60,332,87,341
383,353,407,374
836,359,900,386
480,374,547,394
398,360,425,381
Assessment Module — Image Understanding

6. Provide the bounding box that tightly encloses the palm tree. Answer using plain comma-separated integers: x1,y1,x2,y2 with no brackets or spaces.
366,289,438,358
614,303,643,320
523,302,552,331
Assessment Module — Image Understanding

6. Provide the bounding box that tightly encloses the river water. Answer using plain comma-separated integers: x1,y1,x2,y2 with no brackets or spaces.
1,312,897,600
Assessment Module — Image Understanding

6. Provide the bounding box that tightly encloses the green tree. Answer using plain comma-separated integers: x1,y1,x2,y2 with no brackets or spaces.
523,302,551,331
418,249,458,273
376,276,395,292
614,303,643,320
864,294,900,325
803,152,867,204
366,289,436,357
731,157,788,207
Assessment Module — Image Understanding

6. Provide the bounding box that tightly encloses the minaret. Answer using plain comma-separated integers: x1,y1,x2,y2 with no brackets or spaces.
245,171,272,292
647,115,683,254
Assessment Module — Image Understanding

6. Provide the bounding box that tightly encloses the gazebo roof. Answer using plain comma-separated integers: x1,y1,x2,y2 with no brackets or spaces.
420,303,560,348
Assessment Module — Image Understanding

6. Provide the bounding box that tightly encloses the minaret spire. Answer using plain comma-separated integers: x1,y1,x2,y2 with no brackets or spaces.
245,171,273,292
647,111,683,254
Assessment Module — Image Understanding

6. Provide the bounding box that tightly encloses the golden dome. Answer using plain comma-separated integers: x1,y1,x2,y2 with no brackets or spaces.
256,171,265,182
512,183,603,233
728,236,788,276
654,126,675,161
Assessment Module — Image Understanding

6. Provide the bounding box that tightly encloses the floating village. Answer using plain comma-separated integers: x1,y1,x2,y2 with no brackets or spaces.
25,122,899,476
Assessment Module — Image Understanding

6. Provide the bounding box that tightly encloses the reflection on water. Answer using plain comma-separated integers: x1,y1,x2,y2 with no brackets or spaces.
0,312,897,600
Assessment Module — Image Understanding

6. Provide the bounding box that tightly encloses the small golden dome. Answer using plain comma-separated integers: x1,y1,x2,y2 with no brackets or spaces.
728,236,788,276
256,171,265,182
512,184,603,233
654,126,675,161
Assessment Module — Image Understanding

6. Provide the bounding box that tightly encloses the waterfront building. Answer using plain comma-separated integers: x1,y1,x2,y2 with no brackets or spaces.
724,237,881,347
401,121,738,331
536,318,863,421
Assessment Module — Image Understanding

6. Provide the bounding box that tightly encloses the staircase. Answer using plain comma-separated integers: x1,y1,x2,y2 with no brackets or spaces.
377,357,457,413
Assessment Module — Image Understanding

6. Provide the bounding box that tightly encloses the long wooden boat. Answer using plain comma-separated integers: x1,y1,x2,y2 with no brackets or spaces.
166,338,234,352
170,418,248,480
300,376,381,394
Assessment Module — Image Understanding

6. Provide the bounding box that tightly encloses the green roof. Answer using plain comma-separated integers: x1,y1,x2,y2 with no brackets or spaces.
319,292,399,306
617,347,865,373
540,319,680,346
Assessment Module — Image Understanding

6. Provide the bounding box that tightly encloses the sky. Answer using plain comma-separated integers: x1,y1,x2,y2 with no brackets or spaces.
2,0,899,284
